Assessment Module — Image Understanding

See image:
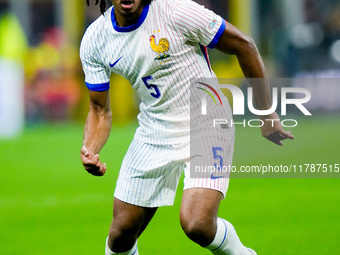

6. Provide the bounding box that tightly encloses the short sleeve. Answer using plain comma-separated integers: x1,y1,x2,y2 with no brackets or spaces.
80,30,111,91
172,0,226,49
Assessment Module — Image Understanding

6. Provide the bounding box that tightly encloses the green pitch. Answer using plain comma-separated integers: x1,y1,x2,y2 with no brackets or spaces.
0,117,339,254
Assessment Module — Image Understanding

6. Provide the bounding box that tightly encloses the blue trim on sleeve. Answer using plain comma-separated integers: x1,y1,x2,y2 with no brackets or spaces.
85,82,110,91
111,4,149,33
207,19,226,49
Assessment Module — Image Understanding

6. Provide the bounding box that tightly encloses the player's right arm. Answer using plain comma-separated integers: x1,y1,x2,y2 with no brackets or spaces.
79,24,112,175
81,89,112,176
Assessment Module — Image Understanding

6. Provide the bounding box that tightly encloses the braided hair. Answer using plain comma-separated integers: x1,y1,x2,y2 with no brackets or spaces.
86,0,107,14
86,0,153,14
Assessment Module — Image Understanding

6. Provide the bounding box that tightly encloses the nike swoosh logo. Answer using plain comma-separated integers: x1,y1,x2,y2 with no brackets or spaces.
211,174,224,180
109,56,123,68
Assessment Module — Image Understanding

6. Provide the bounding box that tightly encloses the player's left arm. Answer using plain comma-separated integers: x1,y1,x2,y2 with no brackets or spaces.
215,22,294,146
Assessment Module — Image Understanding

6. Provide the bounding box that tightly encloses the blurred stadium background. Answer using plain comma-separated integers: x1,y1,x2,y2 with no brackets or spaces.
0,0,339,254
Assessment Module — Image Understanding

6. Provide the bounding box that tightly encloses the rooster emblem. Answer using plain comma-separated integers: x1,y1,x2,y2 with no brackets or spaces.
149,35,170,60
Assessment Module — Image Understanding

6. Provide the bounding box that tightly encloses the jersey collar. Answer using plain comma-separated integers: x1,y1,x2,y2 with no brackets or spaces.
111,4,149,33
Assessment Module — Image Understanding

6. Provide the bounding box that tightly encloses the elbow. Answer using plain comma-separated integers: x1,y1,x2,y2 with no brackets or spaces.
99,109,112,121
236,34,258,56
106,111,112,122
246,36,258,54
90,104,112,120
244,35,256,47
96,109,112,124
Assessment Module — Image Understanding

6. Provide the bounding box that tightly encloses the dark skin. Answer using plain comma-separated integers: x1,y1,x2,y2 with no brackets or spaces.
215,22,294,146
81,90,111,176
80,3,294,252
112,0,144,27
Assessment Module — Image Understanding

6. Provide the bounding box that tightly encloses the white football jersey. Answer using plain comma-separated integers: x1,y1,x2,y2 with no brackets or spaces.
80,0,232,144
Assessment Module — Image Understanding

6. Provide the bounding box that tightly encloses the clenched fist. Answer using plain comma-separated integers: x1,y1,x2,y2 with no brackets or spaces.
80,146,107,176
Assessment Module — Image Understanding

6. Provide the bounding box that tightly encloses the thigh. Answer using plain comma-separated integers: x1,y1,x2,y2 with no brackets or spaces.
184,135,235,198
180,188,223,220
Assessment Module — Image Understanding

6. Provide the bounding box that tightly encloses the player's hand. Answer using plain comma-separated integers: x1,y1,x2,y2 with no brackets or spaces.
80,146,107,176
260,112,295,146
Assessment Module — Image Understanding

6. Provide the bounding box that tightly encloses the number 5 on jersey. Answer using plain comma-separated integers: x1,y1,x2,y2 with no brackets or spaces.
142,76,161,99
211,147,224,179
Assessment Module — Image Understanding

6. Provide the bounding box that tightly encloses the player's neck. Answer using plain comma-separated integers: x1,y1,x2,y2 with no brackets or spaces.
114,5,144,27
